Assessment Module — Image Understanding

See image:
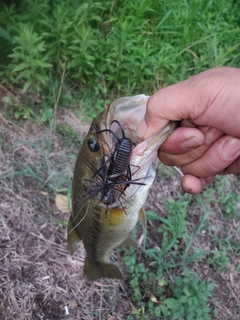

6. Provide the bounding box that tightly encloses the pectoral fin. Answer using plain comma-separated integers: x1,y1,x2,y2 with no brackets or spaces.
67,216,81,255
118,236,137,247
138,207,147,229
84,257,122,280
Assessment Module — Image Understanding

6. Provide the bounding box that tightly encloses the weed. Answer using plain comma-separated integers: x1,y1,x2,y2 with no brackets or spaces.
122,174,240,319
201,176,240,218
207,248,230,272
160,196,189,238
39,99,54,124
1,136,72,197
212,176,240,218
122,193,219,319
7,23,52,92
166,267,214,320
1,0,240,118
2,94,35,120
56,123,82,148
123,247,214,319
157,163,177,179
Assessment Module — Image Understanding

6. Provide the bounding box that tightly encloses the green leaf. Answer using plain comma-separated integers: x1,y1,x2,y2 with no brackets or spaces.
161,237,177,255
0,27,11,41
174,276,182,287
165,298,178,310
183,267,191,277
183,287,191,297
179,295,188,304
160,305,171,316
154,306,161,317
207,282,215,292
186,312,196,320
22,80,32,93
235,264,240,271
202,307,212,314
145,210,161,221
12,62,29,72
185,251,206,263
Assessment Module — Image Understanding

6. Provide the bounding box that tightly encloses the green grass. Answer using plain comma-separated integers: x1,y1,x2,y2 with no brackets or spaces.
0,0,240,120
56,123,82,148
1,135,73,197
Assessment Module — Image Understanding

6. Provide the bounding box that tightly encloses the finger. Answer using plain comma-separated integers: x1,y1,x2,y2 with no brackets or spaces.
137,67,240,140
181,119,198,128
160,127,205,155
181,174,215,194
137,81,194,139
182,136,240,178
219,156,240,175
159,127,223,166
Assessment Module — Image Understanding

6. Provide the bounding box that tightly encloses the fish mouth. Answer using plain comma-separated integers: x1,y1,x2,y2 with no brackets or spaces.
98,95,176,202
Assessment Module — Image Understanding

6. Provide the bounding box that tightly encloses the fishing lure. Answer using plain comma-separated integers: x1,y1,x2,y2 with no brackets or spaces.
97,120,135,205
81,120,145,206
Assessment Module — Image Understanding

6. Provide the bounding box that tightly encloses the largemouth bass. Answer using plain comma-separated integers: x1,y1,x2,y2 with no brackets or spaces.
68,95,176,280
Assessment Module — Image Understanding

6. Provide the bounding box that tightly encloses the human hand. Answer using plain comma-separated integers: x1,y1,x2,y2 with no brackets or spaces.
137,67,240,194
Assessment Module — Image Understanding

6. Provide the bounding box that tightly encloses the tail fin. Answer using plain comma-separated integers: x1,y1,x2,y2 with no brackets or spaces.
84,257,122,281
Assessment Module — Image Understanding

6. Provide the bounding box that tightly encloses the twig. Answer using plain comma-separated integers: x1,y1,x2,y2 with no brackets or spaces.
0,113,9,126
52,61,67,133
174,166,184,177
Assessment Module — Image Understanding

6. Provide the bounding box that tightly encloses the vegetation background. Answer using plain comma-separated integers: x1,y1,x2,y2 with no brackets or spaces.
0,0,239,319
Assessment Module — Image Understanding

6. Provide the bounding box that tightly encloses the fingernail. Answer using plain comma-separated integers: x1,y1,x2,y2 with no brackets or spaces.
221,138,240,159
181,136,203,150
137,119,148,139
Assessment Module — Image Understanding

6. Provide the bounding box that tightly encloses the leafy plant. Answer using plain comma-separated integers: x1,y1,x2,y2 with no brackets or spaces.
207,248,230,272
7,23,52,92
159,196,189,239
1,0,240,119
123,247,214,320
212,176,240,218
166,267,214,320
122,192,219,319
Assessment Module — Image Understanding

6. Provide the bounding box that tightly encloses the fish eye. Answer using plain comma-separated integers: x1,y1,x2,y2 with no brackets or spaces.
87,138,100,152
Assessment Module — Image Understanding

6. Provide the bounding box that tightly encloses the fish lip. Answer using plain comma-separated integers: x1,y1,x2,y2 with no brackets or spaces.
103,94,149,144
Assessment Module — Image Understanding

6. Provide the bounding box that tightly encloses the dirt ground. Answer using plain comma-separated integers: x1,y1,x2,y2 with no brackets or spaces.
0,97,240,319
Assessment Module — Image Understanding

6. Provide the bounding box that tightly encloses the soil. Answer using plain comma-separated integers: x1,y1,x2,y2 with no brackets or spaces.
0,94,239,319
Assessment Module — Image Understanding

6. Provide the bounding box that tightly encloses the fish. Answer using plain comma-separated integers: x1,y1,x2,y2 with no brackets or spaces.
67,94,177,280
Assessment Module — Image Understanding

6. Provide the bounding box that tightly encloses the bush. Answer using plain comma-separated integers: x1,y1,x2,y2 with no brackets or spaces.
1,0,240,117
1,0,240,90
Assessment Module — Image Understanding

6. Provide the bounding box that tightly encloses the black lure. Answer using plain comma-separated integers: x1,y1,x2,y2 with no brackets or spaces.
95,120,144,205
80,120,145,207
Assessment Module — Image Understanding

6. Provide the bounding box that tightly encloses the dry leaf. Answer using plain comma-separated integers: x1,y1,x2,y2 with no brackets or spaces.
55,194,71,213
40,191,48,196
68,298,78,309
150,295,158,303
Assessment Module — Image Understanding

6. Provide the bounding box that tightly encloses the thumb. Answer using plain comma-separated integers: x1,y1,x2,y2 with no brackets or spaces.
137,81,194,140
